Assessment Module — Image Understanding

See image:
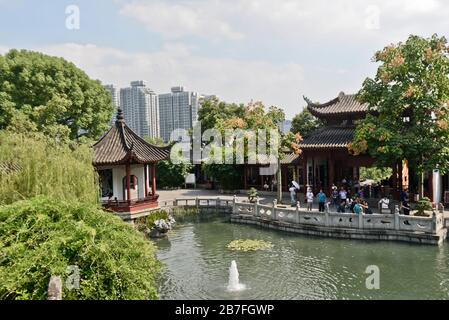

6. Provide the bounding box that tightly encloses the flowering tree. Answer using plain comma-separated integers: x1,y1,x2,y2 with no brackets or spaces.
350,34,449,197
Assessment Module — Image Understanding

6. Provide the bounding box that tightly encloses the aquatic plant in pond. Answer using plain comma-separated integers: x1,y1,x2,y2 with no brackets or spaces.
227,239,273,251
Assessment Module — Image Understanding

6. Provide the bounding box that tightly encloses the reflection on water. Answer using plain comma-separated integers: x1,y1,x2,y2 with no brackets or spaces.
155,213,449,300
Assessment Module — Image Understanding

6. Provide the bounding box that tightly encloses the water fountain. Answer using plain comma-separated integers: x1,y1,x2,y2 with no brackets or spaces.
227,260,246,292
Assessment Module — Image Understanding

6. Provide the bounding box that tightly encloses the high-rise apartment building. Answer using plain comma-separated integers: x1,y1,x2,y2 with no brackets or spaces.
104,84,120,125
120,81,160,139
158,86,200,142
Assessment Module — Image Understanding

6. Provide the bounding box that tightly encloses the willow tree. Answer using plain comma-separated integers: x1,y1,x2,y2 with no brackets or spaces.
0,49,114,143
351,34,449,197
202,100,302,202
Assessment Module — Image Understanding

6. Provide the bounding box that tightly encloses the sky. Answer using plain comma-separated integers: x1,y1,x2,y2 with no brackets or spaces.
1,0,449,118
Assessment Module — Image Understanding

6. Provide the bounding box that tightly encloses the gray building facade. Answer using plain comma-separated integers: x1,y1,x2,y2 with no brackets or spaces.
120,81,160,139
159,86,200,142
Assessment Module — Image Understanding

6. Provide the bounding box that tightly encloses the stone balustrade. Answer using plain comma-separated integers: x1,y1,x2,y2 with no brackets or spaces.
150,196,446,244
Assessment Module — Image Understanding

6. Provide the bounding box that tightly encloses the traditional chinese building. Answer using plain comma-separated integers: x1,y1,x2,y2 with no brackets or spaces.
93,109,171,214
297,92,376,194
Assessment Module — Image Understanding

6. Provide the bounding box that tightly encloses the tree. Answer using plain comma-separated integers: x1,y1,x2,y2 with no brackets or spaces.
359,167,393,185
202,100,302,202
0,131,99,206
157,160,193,189
144,136,167,147
290,108,323,136
0,49,114,143
0,196,161,300
350,34,449,197
197,97,245,132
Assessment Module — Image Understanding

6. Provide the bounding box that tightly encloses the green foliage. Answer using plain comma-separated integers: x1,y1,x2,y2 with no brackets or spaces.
359,167,393,184
0,196,161,300
197,97,245,132
226,239,273,251
203,163,243,190
0,49,114,142
143,136,167,147
0,131,99,205
156,160,193,188
415,197,433,216
352,34,449,174
290,109,323,136
247,187,258,202
135,210,169,230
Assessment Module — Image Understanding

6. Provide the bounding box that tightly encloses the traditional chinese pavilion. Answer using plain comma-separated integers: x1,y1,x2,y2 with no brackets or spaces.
93,109,171,214
297,92,376,194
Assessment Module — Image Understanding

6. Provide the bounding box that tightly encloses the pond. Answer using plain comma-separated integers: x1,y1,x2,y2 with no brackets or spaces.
154,213,449,300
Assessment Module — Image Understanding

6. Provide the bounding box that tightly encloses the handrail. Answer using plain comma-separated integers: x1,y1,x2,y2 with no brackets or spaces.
157,196,444,235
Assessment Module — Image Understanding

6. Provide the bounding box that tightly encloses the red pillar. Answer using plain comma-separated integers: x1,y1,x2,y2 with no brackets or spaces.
126,162,131,203
152,164,157,196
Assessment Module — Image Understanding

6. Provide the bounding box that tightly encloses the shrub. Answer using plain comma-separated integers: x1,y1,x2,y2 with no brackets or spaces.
0,196,161,300
415,197,433,216
135,210,169,229
0,131,99,205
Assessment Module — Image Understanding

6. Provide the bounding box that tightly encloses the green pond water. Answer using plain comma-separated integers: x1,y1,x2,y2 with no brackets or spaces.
155,213,449,300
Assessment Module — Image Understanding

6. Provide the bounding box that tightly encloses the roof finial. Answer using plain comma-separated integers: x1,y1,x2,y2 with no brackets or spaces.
116,108,125,123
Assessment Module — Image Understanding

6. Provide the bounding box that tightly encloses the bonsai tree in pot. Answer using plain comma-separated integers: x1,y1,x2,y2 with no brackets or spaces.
414,197,434,217
247,187,258,203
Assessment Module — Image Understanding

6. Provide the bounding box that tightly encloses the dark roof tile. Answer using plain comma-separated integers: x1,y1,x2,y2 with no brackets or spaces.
93,110,171,165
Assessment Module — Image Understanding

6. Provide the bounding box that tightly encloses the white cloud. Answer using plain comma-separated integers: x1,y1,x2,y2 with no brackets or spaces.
34,43,306,117
119,0,448,42
120,1,244,40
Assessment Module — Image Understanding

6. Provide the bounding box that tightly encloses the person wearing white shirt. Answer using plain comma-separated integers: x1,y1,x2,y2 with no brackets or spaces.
379,196,390,214
306,187,314,211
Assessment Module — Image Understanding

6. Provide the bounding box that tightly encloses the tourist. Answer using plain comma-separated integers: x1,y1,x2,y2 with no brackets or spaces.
361,200,372,214
289,184,297,207
263,181,269,191
317,189,327,212
339,187,347,203
331,186,339,208
337,199,346,213
353,199,363,215
306,187,314,211
401,198,410,216
378,195,390,214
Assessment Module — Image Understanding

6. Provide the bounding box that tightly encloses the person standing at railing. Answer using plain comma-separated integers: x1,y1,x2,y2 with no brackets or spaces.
306,187,314,211
353,198,363,215
317,189,327,212
289,184,297,207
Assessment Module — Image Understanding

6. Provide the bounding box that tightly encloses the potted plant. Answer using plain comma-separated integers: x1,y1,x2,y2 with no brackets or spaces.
414,197,433,217
247,187,258,203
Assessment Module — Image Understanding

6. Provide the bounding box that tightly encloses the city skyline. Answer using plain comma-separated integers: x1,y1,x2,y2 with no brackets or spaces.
1,1,448,118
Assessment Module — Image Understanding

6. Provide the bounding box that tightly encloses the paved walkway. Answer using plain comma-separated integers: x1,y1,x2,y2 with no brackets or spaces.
157,188,379,213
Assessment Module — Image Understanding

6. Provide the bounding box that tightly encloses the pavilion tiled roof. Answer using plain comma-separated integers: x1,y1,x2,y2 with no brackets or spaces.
304,92,369,119
281,153,300,165
93,110,171,166
296,126,355,150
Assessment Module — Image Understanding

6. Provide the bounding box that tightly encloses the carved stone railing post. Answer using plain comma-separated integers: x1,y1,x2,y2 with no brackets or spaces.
232,195,237,214
216,197,220,212
254,196,259,217
47,276,62,300
325,205,330,227
358,212,363,229
296,201,300,224
431,211,438,233
272,199,277,220
394,205,400,231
